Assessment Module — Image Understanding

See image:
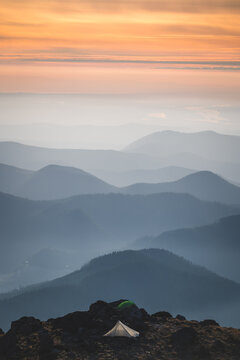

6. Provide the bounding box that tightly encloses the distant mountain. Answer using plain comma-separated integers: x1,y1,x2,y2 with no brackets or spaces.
1,139,240,183
122,171,240,205
134,215,240,283
0,141,161,172
0,163,116,200
156,152,240,185
3,165,239,203
15,164,116,200
0,192,106,275
125,130,240,165
0,191,238,279
1,249,240,330
0,163,33,194
92,166,196,187
124,131,240,183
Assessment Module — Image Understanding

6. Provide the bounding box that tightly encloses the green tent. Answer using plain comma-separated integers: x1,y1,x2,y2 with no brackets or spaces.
117,300,135,310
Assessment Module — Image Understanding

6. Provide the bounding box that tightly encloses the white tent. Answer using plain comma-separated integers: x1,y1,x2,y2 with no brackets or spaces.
104,320,139,338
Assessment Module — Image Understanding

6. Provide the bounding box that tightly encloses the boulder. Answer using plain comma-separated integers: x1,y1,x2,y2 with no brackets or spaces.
10,317,42,335
51,311,90,333
200,319,219,327
152,311,172,321
176,314,186,321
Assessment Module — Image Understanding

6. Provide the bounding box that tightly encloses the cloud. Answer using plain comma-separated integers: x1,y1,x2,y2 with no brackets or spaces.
2,57,240,71
148,112,167,119
155,66,240,71
43,0,240,13
1,0,240,14
2,57,240,66
186,106,226,124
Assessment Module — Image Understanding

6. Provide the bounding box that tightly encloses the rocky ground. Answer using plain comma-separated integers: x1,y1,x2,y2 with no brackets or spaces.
0,300,240,360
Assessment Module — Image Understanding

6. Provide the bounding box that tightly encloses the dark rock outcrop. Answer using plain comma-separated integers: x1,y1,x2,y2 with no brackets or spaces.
10,316,43,335
152,310,172,321
0,300,240,360
200,319,219,327
176,314,186,321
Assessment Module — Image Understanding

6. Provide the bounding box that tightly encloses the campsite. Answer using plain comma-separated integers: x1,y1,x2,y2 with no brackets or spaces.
1,299,240,359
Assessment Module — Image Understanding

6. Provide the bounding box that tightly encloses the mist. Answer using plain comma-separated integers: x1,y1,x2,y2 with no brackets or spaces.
1,93,240,149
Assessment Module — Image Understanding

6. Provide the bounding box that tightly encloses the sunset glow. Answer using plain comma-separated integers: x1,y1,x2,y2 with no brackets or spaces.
0,0,240,93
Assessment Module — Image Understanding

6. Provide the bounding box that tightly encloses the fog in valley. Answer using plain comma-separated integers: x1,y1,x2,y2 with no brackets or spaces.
0,93,240,331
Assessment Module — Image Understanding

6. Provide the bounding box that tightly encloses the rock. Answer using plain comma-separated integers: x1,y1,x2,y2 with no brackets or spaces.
119,304,148,322
0,300,240,359
200,319,219,327
89,300,115,319
152,311,172,321
172,326,197,348
10,316,42,335
176,314,186,321
52,311,90,333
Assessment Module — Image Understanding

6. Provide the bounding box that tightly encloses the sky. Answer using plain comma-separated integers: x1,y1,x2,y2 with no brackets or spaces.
0,0,240,146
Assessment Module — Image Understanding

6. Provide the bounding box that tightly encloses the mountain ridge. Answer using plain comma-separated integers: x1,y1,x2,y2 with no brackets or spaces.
1,249,240,330
0,141,161,172
2,163,240,205
122,170,240,205
16,164,116,200
0,189,238,276
124,130,240,173
1,138,240,183
133,214,240,282
92,166,196,186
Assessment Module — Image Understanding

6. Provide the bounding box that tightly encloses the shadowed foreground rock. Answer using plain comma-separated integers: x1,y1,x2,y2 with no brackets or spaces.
0,300,240,360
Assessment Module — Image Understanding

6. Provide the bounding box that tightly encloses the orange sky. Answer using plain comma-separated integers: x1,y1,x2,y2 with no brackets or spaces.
0,0,240,93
